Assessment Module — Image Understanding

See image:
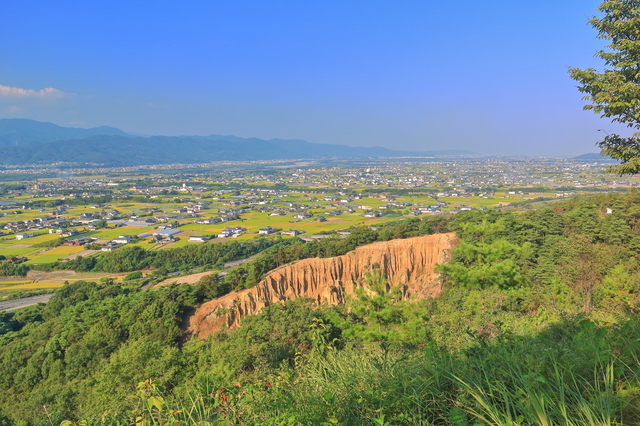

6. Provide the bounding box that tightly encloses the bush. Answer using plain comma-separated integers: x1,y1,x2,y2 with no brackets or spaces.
124,271,143,281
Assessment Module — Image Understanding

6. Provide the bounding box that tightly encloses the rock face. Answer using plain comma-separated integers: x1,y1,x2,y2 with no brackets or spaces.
186,233,458,338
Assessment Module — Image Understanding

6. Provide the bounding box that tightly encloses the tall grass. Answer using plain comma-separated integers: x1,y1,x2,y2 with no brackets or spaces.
453,361,621,426
66,318,640,425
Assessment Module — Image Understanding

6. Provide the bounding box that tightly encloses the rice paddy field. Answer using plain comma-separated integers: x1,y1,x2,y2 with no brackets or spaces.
0,270,128,294
0,279,32,285
23,246,86,264
0,189,503,264
1,159,623,271
0,247,41,258
0,276,65,291
0,282,64,291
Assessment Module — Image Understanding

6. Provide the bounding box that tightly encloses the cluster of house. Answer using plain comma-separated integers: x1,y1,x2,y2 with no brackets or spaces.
14,228,87,241
410,201,448,215
102,235,134,251
254,204,308,215
4,216,68,232
3,209,122,237
378,201,413,209
11,222,77,239
436,191,473,197
76,208,121,222
172,201,210,214
194,214,238,225
151,228,181,244
0,188,487,258
4,221,28,232
49,228,80,237
258,226,278,235
324,209,351,216
100,227,185,251
449,205,475,213
217,226,247,238
15,232,40,240
125,184,207,194
62,236,93,246
187,235,212,242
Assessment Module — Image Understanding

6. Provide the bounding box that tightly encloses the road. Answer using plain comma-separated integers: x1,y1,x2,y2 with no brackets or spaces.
0,294,55,312
217,253,262,278
223,253,261,269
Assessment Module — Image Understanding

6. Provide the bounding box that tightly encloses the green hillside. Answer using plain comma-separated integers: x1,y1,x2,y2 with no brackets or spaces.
1,193,640,425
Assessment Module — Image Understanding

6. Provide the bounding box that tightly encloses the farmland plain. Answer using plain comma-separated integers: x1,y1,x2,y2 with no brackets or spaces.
0,157,635,298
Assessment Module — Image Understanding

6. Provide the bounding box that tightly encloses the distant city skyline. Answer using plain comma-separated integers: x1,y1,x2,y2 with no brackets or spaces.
0,0,627,156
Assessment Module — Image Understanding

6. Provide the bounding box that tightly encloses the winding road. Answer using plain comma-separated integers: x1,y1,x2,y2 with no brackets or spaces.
0,294,54,312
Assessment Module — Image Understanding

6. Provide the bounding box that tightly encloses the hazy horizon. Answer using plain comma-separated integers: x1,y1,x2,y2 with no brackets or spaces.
0,1,628,157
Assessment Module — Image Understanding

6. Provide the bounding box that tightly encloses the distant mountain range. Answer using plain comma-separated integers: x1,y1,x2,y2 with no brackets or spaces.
0,119,473,167
572,153,617,162
0,119,128,147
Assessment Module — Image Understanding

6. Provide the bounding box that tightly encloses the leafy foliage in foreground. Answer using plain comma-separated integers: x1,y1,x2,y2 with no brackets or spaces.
120,317,640,426
569,0,640,175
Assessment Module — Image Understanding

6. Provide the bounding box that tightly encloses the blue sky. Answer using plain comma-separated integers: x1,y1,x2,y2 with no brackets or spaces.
0,0,620,155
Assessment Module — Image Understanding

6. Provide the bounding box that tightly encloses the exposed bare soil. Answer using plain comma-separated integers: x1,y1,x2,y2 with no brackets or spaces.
155,271,216,287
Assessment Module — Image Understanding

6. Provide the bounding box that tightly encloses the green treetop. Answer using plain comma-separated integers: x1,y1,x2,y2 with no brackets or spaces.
569,0,640,175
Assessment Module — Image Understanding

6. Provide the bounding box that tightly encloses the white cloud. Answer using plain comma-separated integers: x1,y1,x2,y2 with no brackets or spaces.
0,84,65,99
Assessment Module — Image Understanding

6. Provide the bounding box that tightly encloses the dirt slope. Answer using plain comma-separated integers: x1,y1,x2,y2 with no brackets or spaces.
186,233,457,338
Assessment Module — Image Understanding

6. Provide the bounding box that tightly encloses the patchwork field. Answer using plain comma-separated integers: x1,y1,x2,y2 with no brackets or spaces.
1,159,625,277
23,233,60,244
0,282,64,291
0,269,131,292
24,246,86,264
0,279,32,285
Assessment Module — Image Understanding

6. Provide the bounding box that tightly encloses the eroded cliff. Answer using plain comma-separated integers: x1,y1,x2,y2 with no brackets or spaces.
186,232,457,338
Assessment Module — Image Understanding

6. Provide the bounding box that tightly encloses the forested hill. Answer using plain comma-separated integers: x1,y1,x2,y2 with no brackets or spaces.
0,119,472,166
573,152,617,162
3,192,640,424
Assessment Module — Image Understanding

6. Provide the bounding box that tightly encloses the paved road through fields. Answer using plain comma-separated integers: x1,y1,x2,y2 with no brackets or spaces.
0,294,54,312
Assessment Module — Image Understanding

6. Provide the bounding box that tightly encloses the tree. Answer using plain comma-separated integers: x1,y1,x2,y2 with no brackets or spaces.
569,0,640,175
437,220,531,290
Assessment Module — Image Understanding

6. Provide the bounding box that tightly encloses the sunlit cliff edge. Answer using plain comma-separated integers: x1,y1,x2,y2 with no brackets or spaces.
186,233,458,338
